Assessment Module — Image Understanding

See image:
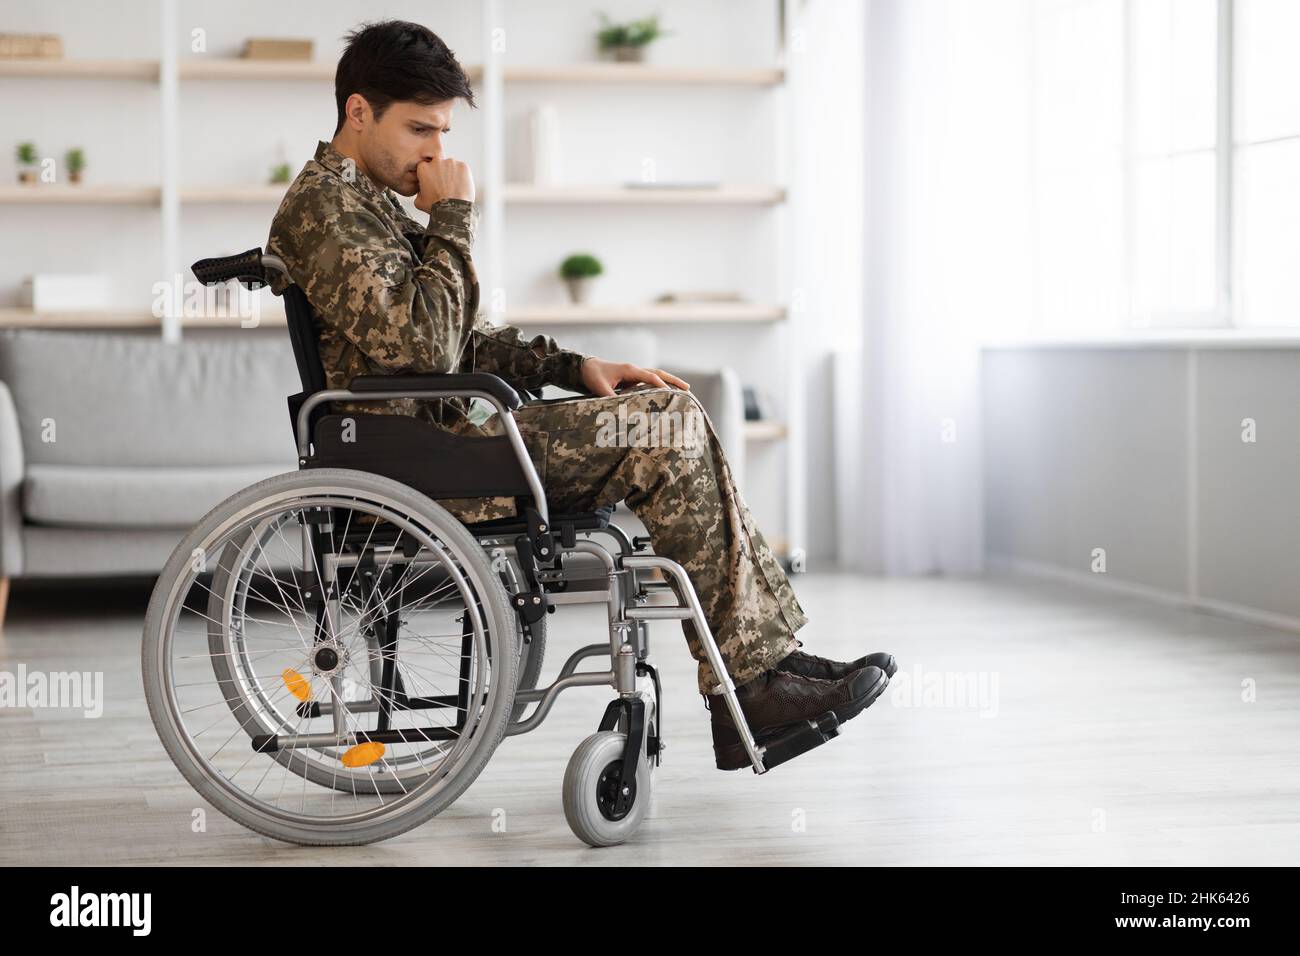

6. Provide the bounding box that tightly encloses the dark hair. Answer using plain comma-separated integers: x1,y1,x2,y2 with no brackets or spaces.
334,20,476,134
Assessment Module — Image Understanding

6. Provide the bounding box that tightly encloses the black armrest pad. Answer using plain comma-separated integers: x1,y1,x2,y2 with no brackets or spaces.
348,372,523,411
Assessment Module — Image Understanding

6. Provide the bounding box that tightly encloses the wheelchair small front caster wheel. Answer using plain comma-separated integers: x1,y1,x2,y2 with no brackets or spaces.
562,731,651,847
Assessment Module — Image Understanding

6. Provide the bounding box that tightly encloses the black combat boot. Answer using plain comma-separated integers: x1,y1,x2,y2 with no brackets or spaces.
708,665,888,771
775,639,897,681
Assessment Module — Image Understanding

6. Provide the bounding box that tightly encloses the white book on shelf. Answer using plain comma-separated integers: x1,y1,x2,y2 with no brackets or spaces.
20,274,112,313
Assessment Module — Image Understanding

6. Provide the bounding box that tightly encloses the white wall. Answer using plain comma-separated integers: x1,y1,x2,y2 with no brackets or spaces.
983,343,1300,627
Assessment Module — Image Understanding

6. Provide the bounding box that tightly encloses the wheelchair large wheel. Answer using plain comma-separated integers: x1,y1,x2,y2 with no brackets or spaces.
142,469,518,846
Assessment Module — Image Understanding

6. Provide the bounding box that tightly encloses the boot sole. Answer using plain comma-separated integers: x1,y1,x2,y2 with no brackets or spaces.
712,668,890,771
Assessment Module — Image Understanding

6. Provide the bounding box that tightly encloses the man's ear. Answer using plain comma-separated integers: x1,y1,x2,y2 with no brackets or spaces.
344,93,371,131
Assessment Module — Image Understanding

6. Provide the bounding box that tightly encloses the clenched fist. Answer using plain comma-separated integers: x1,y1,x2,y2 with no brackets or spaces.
415,157,475,211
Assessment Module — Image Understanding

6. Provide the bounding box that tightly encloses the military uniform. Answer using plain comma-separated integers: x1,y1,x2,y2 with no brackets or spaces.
267,141,807,694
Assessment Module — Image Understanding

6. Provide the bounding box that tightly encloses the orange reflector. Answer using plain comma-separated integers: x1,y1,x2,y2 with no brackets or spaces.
342,742,386,768
282,668,311,702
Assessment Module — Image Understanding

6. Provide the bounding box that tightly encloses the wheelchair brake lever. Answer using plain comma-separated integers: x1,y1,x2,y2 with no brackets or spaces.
525,506,554,562
510,538,548,627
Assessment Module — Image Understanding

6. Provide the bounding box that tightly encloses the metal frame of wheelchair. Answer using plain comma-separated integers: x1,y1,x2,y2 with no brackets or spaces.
141,248,837,848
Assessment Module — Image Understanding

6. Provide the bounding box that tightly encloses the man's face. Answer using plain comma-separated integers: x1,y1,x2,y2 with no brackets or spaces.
356,98,455,196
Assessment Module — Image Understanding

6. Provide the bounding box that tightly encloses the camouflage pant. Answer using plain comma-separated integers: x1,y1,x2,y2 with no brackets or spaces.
442,385,807,695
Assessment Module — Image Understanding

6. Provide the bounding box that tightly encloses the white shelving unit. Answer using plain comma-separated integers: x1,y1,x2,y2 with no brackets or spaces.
0,0,806,560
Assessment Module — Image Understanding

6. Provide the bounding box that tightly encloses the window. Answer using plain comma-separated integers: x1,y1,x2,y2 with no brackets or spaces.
1031,0,1297,331
1031,0,1127,333
1235,0,1300,327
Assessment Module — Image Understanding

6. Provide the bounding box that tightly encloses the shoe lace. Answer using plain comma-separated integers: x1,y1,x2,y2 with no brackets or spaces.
791,640,838,670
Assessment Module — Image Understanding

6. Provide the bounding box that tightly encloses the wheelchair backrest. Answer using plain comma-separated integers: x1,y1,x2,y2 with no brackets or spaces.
283,284,327,395
282,283,328,445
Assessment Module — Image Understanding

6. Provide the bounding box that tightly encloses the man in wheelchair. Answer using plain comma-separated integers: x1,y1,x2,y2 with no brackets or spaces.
264,20,895,771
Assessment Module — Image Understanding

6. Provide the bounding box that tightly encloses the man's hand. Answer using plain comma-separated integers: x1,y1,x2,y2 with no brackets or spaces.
580,357,691,397
415,158,475,212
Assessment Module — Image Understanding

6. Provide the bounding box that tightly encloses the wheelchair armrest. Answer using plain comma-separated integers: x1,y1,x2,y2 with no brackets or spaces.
348,372,523,412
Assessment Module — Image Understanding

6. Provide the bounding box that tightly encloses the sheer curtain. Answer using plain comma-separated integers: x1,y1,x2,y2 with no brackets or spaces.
834,0,1033,574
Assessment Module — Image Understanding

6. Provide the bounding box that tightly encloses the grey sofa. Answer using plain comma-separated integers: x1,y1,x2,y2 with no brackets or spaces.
0,327,744,627
0,330,301,593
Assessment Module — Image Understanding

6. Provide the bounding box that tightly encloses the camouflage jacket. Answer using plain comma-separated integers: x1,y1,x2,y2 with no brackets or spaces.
265,141,590,516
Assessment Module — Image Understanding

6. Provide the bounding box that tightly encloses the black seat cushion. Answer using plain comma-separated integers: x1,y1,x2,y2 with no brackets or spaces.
466,503,616,537
308,412,616,534
308,413,533,499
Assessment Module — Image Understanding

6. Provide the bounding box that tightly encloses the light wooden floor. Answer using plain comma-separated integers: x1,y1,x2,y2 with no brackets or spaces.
2,571,1298,866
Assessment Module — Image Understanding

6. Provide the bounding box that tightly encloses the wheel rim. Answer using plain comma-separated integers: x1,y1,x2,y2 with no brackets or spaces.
150,485,506,831
595,758,637,822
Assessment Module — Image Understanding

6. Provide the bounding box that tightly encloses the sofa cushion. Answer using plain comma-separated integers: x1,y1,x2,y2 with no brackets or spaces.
0,328,300,467
23,463,290,528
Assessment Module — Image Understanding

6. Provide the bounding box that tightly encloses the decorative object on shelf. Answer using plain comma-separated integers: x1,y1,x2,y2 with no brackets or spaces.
559,253,604,304
15,142,38,184
528,105,561,185
0,33,63,59
742,385,771,423
268,139,292,185
20,273,111,313
64,148,85,184
240,38,313,61
655,290,746,303
595,13,668,62
625,180,721,191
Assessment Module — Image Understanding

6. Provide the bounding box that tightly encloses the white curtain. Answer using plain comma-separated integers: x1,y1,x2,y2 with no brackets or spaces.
834,0,1034,574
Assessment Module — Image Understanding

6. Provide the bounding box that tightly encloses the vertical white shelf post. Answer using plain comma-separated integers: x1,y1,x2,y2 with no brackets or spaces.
481,0,506,320
778,0,806,565
159,0,181,343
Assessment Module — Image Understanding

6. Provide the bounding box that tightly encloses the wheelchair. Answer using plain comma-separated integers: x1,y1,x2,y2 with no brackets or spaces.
141,248,840,847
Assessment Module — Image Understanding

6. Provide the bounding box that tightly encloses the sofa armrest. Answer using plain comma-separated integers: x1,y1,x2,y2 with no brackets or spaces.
0,379,24,577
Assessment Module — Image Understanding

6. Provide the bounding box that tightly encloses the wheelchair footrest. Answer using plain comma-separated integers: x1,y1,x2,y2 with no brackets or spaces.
756,710,840,772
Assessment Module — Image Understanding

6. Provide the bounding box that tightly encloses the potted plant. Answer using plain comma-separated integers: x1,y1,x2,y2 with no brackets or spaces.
65,148,86,185
596,13,668,62
269,162,291,185
16,142,38,184
560,253,603,304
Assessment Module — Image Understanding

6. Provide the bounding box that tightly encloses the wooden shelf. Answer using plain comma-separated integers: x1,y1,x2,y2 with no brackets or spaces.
744,420,788,442
177,58,483,82
181,185,289,204
0,306,285,330
505,303,785,325
179,183,787,207
0,59,770,86
0,308,156,328
0,182,784,207
0,184,298,205
0,58,157,80
502,184,786,206
503,63,783,86
0,185,160,204
179,58,333,81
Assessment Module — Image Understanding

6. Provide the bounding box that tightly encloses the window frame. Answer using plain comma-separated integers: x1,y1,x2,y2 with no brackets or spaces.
1031,0,1262,332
